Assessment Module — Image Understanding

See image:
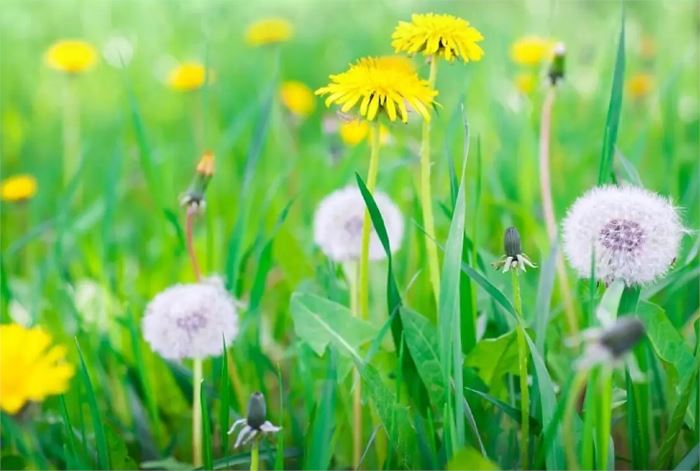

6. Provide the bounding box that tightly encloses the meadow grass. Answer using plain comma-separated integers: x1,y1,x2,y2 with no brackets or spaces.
1,1,699,470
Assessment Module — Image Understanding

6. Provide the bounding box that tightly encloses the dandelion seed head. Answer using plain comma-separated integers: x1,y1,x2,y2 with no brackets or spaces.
142,277,238,360
313,186,404,262
562,185,684,286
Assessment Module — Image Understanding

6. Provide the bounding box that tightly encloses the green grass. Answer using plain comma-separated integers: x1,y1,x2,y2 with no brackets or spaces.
1,0,699,470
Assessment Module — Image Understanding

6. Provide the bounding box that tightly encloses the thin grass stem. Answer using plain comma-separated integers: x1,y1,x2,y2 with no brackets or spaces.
564,368,590,470
193,357,203,467
538,87,578,337
420,58,441,309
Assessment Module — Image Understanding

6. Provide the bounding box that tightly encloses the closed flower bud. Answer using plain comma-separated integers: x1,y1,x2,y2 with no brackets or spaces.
494,226,536,273
228,391,282,448
548,42,566,86
504,226,522,258
180,151,215,211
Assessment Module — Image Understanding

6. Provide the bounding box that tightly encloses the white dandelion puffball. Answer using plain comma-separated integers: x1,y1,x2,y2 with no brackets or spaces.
142,277,238,360
313,186,404,262
562,185,684,286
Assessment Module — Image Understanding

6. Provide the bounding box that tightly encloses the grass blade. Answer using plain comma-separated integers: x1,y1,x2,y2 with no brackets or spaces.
597,8,626,185
75,338,111,470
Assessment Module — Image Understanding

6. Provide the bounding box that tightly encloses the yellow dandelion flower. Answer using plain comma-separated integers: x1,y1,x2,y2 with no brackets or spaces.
168,62,207,92
45,39,98,74
391,13,484,63
510,36,554,66
280,81,315,117
626,73,653,100
339,120,369,146
245,18,293,46
316,56,438,123
515,72,537,94
0,324,75,414
339,120,391,146
1,174,37,202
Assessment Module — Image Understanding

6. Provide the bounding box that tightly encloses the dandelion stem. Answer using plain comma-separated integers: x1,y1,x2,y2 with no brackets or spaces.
511,271,529,469
192,357,203,467
596,366,613,470
420,57,441,309
250,438,259,471
185,207,202,281
538,86,578,337
344,261,363,469
62,76,80,186
564,368,590,470
358,122,381,320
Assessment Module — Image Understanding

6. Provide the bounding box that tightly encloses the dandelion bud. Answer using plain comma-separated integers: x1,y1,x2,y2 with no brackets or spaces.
247,392,267,429
180,151,214,211
599,317,645,358
228,391,282,448
494,226,536,273
548,42,566,86
576,317,646,370
504,226,522,258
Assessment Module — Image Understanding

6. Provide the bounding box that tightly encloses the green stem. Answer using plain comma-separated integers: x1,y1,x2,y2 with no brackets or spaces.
343,262,362,469
62,76,80,186
250,439,259,471
420,57,441,309
564,368,590,470
358,122,381,320
511,271,529,469
193,358,203,467
596,366,613,470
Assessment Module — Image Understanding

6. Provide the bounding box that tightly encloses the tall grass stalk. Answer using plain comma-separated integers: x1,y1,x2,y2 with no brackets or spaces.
420,57,441,308
563,368,589,470
538,87,578,336
511,270,529,469
358,122,381,320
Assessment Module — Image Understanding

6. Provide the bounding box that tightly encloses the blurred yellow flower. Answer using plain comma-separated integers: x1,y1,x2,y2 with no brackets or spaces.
626,73,653,99
339,120,369,146
168,62,207,92
339,120,390,146
515,72,537,94
392,13,484,63
1,174,37,202
280,81,315,117
316,56,437,123
45,40,98,74
510,36,554,66
0,324,75,414
245,18,293,46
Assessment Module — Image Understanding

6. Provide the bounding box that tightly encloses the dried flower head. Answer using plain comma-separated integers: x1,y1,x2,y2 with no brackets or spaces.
1,174,37,202
315,56,437,123
493,226,536,273
562,185,684,286
102,36,134,69
313,186,404,262
0,324,75,414
228,392,282,448
142,277,238,360
245,18,293,46
168,62,207,92
280,81,315,118
392,13,484,63
575,317,646,370
180,152,215,211
45,40,97,74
